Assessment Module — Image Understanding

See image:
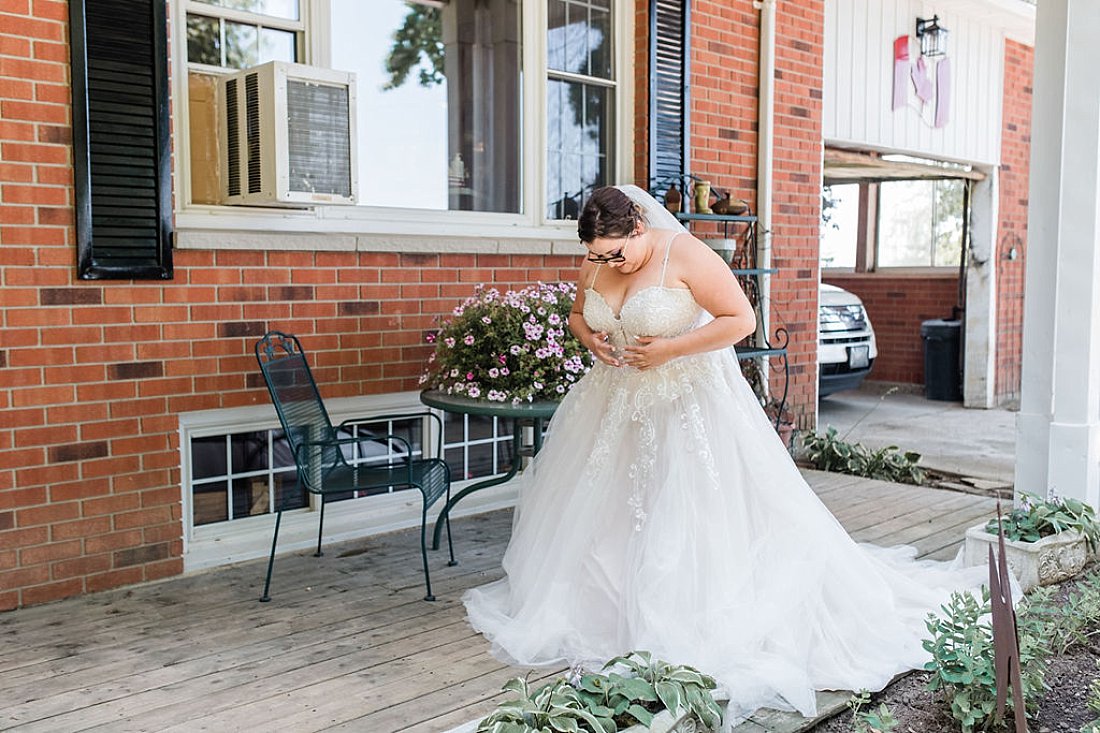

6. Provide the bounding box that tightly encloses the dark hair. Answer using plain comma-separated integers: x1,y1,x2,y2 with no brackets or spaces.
577,186,643,243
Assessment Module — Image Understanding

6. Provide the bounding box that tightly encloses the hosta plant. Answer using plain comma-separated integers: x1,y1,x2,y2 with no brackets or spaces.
801,426,925,485
476,651,723,733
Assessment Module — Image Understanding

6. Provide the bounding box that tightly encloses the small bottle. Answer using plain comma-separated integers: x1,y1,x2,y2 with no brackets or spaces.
664,184,681,214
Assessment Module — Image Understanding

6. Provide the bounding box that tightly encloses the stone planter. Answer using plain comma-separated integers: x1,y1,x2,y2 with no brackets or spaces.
963,524,1088,593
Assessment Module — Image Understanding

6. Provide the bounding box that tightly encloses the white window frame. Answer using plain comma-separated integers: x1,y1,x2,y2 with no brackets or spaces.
178,391,521,572
169,0,635,252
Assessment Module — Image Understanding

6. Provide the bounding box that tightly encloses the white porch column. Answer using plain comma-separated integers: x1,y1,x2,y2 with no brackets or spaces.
964,170,999,409
1016,0,1100,505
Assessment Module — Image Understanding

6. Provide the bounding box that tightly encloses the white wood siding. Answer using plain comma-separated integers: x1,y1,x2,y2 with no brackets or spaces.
824,0,1007,166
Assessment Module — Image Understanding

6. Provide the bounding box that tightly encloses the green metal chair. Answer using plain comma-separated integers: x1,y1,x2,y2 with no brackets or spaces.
254,331,454,602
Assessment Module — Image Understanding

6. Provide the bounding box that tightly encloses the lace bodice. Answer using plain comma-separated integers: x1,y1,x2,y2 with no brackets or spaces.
582,286,700,348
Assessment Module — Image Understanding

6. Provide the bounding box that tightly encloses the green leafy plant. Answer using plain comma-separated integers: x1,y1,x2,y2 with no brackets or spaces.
922,587,1051,732
846,690,897,733
985,491,1100,552
1032,565,1100,655
477,651,723,732
421,283,593,405
801,426,926,485
1083,662,1100,733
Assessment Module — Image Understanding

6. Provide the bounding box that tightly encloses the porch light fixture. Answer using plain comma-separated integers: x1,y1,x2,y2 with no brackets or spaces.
915,15,948,58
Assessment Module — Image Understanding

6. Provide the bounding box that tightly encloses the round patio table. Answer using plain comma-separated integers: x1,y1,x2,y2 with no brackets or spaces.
419,389,560,551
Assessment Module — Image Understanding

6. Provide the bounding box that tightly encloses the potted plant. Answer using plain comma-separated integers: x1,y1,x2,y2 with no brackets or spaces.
963,491,1100,593
420,282,594,404
452,651,728,733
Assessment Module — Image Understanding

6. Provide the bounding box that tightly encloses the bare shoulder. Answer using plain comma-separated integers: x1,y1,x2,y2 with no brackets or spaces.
667,232,732,284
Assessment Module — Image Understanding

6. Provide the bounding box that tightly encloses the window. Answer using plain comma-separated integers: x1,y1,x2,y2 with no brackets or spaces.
546,0,616,220
820,178,966,271
174,0,629,237
878,179,965,268
820,183,859,269
331,0,522,212
188,416,425,527
185,0,303,70
185,411,517,528
444,413,517,481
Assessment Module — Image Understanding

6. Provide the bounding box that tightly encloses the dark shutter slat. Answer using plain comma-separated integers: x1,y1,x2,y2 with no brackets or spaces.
648,0,690,197
71,0,173,280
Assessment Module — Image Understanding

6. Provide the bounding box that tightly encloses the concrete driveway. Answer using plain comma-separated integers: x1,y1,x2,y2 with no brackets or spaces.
816,384,1017,487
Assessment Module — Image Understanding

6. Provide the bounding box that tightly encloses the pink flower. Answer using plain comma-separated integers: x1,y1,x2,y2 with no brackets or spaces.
426,332,436,343
463,334,475,345
466,372,474,380
498,354,507,364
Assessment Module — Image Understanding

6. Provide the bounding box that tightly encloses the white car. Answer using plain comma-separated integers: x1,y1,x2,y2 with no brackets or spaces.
818,284,878,397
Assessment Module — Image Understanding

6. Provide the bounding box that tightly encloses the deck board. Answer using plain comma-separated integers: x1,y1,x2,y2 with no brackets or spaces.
0,469,996,733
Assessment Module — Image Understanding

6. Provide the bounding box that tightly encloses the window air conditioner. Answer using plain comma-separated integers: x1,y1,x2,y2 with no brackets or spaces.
218,61,358,206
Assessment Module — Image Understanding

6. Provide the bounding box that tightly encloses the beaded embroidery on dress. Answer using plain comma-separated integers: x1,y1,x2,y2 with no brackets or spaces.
463,232,988,728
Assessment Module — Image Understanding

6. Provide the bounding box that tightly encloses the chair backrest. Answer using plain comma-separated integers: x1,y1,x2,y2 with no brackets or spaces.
255,332,339,480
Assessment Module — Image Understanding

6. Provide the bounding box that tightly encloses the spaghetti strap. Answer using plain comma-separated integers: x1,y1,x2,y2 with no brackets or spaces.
659,231,680,287
588,264,602,289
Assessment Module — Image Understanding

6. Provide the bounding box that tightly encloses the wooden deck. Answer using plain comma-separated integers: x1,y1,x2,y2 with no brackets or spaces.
0,470,998,733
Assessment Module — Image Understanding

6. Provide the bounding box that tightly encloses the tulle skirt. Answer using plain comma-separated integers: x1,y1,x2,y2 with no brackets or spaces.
463,347,987,725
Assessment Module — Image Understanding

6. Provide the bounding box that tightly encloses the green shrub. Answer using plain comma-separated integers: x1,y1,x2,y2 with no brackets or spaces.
922,587,1051,732
801,426,925,485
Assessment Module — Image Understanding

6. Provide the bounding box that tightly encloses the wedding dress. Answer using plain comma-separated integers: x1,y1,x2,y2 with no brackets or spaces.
463,197,988,727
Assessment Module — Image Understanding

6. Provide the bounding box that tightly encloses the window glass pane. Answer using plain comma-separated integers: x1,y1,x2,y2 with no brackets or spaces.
878,179,935,267
232,476,270,518
271,430,295,468
191,436,227,480
588,3,612,79
231,431,268,473
194,481,228,525
820,184,859,268
194,0,300,21
274,470,307,511
546,80,609,219
259,27,297,63
547,1,567,71
331,0,522,212
187,15,221,66
933,179,965,267
224,21,259,69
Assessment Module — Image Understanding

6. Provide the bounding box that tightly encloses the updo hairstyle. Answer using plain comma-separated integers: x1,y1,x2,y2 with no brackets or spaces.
577,186,645,244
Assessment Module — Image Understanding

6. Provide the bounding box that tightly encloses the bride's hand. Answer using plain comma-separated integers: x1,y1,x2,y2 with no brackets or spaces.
585,331,622,367
623,337,675,370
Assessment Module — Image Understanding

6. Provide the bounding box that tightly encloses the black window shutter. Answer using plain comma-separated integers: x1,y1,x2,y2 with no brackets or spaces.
646,0,690,197
70,0,173,280
648,0,690,197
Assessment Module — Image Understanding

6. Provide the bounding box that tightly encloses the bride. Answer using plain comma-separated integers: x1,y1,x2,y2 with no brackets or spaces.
462,184,987,726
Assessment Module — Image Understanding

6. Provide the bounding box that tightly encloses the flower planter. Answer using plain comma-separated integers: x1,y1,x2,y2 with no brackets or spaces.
963,525,1088,593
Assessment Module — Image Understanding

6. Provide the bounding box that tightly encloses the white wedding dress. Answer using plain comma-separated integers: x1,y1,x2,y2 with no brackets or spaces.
463,232,987,726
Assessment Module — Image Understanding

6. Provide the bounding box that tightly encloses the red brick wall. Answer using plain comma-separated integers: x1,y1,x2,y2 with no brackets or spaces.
995,40,1032,405
823,273,961,384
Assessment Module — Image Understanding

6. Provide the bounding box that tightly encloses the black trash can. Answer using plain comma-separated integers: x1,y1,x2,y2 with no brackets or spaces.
920,319,962,401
